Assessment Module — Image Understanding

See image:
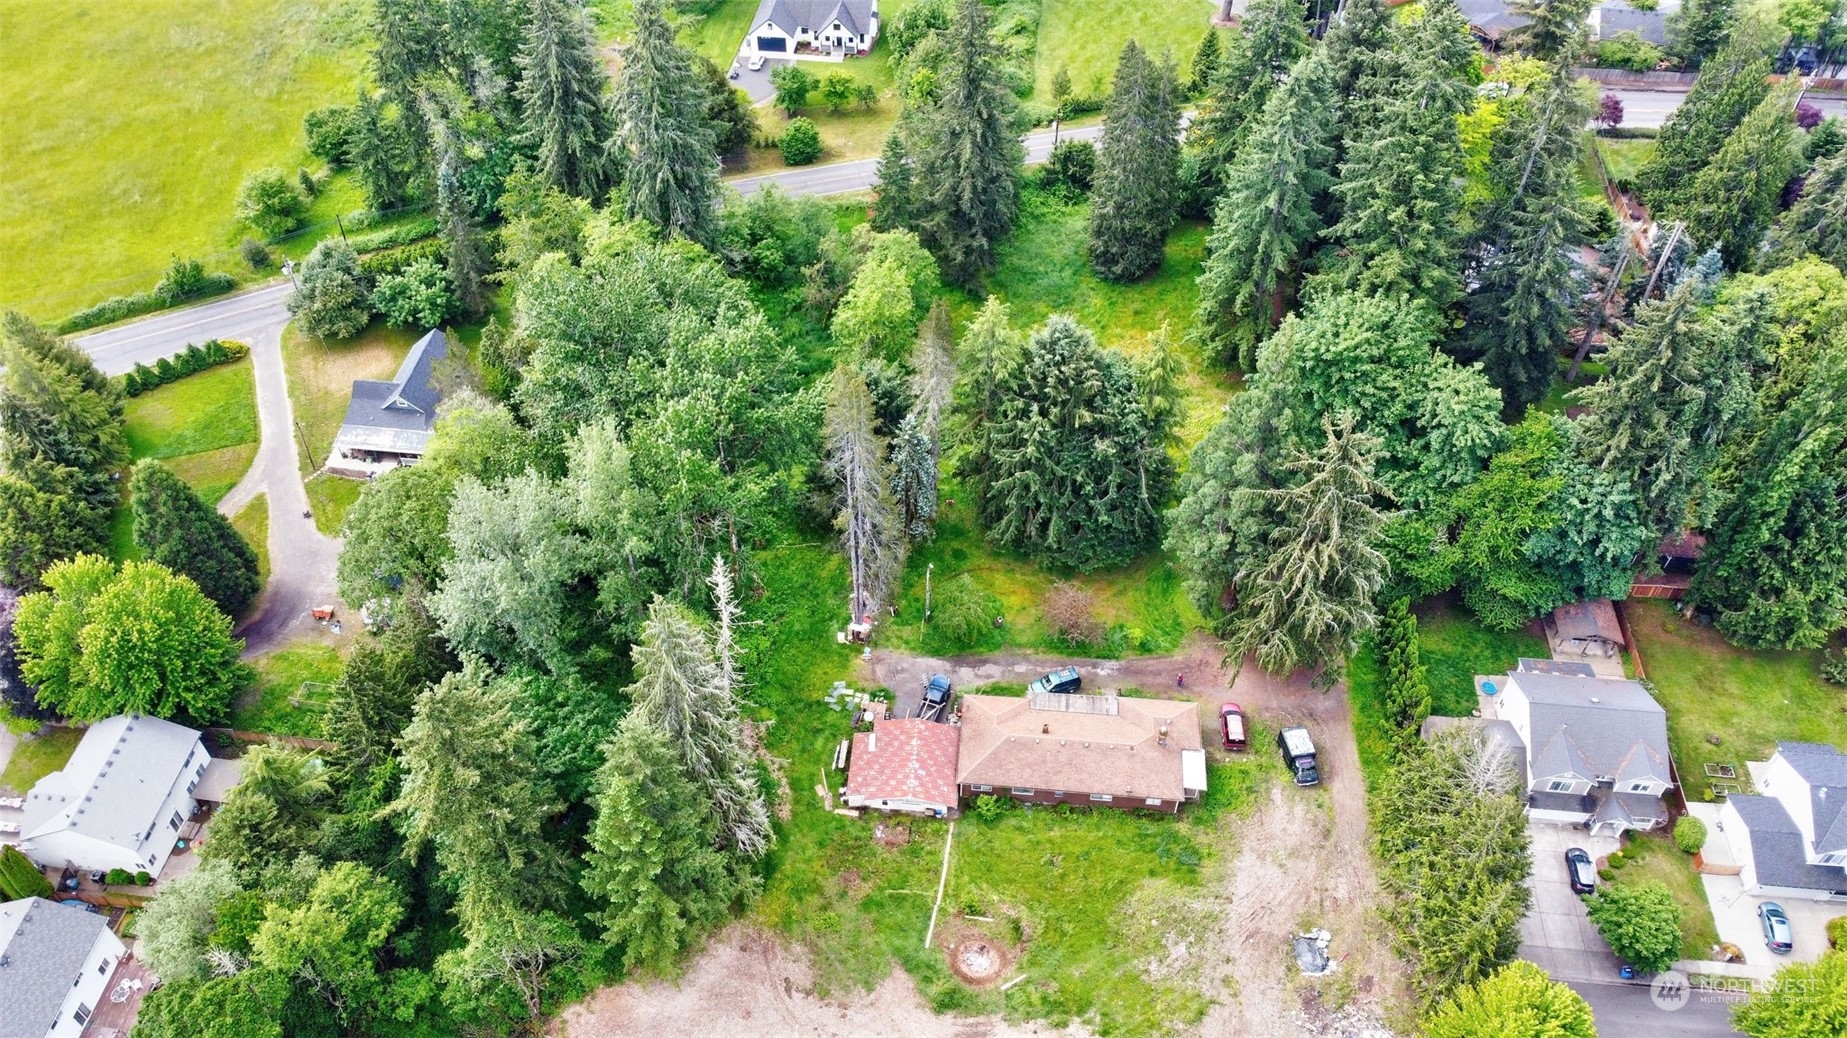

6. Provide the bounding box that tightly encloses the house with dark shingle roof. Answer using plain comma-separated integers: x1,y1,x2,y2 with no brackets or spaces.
329,328,447,476
1719,743,1847,900
1478,659,1673,835
842,718,959,817
0,896,127,1038
746,0,880,58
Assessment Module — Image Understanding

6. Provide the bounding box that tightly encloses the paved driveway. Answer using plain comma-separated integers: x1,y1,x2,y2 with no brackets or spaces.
1522,823,1627,982
1702,872,1847,966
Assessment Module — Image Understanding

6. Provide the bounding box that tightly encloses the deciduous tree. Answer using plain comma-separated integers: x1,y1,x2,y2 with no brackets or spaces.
1732,949,1847,1038
1587,882,1683,972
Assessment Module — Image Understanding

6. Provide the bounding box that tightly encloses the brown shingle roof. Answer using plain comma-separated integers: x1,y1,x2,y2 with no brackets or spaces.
843,719,959,807
955,693,1202,801
1549,598,1625,648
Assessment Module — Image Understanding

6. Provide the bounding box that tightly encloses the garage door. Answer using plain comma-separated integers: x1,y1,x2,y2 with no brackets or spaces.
756,36,786,52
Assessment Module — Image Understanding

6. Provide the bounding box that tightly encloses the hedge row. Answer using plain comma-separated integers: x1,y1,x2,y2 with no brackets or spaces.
122,338,249,397
346,217,440,254
0,845,53,901
58,272,238,335
359,237,449,280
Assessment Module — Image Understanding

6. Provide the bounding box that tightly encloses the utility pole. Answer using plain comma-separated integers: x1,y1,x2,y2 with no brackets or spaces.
924,562,934,620
295,417,319,471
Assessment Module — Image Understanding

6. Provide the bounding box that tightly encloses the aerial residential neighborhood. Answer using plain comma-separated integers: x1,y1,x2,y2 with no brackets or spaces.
2,1,1845,1037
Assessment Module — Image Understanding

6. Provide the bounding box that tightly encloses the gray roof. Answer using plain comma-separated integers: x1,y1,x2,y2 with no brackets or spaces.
1777,742,1847,855
1458,0,1529,37
1421,716,1527,762
332,329,446,456
0,897,110,1038
1513,672,1672,792
1515,658,1597,678
19,715,203,859
751,0,875,37
1730,794,1847,893
1595,6,1669,46
1529,790,1596,813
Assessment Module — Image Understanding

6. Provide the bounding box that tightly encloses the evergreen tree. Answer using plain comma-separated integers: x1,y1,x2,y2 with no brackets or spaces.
432,119,489,317
1223,415,1390,681
888,410,938,540
1508,0,1596,58
288,239,371,339
950,296,1021,500
1379,597,1432,745
971,315,1172,570
908,0,1024,283
625,598,773,857
0,458,105,592
129,460,260,617
1680,80,1804,269
1321,0,1394,135
909,300,956,431
1423,962,1597,1038
1188,29,1224,97
1137,322,1186,451
1089,41,1182,282
1195,50,1335,367
346,89,404,211
0,312,127,513
1242,0,1312,94
1668,0,1735,66
326,599,454,777
872,124,916,231
612,0,721,247
1641,43,1771,208
1187,0,1310,200
515,0,616,200
825,365,905,619
1764,148,1847,270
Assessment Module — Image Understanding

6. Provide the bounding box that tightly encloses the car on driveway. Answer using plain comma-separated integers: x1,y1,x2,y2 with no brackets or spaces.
1277,726,1320,786
1759,902,1793,954
920,674,952,721
1219,703,1248,751
748,53,766,71
1027,667,1082,696
1565,847,1597,895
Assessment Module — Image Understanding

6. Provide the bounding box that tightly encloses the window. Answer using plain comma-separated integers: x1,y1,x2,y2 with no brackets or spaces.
1052,790,1065,798
971,784,993,793
1547,780,1574,793
1009,788,1034,797
187,780,197,795
169,810,183,830
1628,782,1652,793
74,1005,92,1026
1145,798,1163,807
1089,794,1114,803
99,958,111,975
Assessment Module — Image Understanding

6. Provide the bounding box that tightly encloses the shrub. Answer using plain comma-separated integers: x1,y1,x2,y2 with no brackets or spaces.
0,846,53,901
1593,31,1666,73
135,870,152,886
303,104,356,165
928,573,1000,652
1828,914,1847,948
1043,581,1104,646
106,867,134,885
234,167,308,239
1598,867,1615,882
1587,881,1682,972
372,259,457,329
717,185,831,286
121,339,243,397
238,237,273,271
1038,139,1096,198
1674,816,1707,854
779,118,823,165
153,256,210,304
345,216,440,254
297,166,318,198
59,268,236,334
1822,646,1847,685
358,237,448,280
971,794,1007,821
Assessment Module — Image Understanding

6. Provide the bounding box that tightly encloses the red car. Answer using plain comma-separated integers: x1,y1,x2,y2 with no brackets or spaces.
1219,702,1248,751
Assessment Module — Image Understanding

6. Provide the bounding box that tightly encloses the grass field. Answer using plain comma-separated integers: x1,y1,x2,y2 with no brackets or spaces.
305,474,363,536
282,321,420,475
112,358,261,558
0,727,83,794
1033,0,1215,100
1624,600,1844,801
232,495,271,587
0,0,370,319
1610,830,1720,958
230,641,345,737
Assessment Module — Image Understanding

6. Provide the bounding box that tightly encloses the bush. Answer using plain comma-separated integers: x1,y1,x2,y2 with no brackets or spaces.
1608,850,1628,869
1587,881,1682,972
1043,582,1104,646
779,118,823,165
238,237,273,271
234,167,308,239
357,237,448,280
1828,914,1847,948
928,573,1001,652
1595,126,1661,139
345,216,440,254
971,794,1008,821
302,104,355,165
136,870,152,886
287,239,372,341
297,166,318,198
106,867,134,885
59,265,236,334
1593,31,1666,73
0,846,53,901
717,185,831,287
1038,139,1096,199
1822,646,1847,685
371,259,457,329
121,339,243,397
1674,816,1708,854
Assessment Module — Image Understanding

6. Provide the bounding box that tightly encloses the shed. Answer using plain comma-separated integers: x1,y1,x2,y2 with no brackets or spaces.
1545,598,1626,659
190,759,244,804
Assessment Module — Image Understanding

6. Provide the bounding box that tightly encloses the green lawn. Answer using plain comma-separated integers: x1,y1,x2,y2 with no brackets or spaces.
305,474,363,537
1033,0,1216,100
1624,600,1844,802
281,321,420,475
0,0,370,319
0,727,83,794
1611,830,1720,959
230,642,345,737
232,494,271,588
1596,136,1657,188
113,358,261,557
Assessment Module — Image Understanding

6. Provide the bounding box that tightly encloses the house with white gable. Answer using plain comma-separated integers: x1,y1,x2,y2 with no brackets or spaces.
0,896,127,1038
1476,658,1674,835
1717,742,1847,901
6,716,229,877
746,0,880,58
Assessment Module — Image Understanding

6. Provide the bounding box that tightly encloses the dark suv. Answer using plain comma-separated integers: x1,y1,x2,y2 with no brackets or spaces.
1027,667,1082,696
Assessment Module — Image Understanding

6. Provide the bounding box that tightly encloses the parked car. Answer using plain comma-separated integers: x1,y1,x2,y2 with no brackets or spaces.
1219,702,1248,751
1759,902,1793,954
920,674,953,721
1027,666,1082,696
748,53,766,71
1565,847,1596,895
1276,726,1320,786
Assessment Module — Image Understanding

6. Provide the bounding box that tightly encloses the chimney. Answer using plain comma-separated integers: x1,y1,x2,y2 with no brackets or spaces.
1158,723,1169,747
1042,723,1050,735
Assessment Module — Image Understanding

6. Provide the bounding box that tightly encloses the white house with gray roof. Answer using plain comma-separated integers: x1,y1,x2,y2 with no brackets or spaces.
1718,743,1847,901
1477,659,1674,835
0,897,125,1038
330,328,447,476
746,0,879,58
7,716,209,876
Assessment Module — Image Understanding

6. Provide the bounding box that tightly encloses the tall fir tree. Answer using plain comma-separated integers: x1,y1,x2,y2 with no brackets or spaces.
1188,28,1224,97
515,0,617,201
1187,0,1310,202
129,461,261,618
346,89,404,210
1136,322,1187,451
1379,597,1432,746
1763,147,1847,270
1640,43,1771,208
1322,0,1394,111
824,365,905,618
612,0,722,247
1679,80,1803,269
431,114,489,317
909,0,1023,283
1507,0,1596,58
872,124,916,231
950,296,1021,501
888,411,938,540
1089,41,1182,282
1668,0,1735,66
1195,50,1335,367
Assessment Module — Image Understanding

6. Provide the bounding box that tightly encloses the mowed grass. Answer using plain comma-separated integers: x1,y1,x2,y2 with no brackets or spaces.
1624,600,1844,801
305,474,363,536
282,321,419,475
113,358,261,557
1033,1,1216,100
230,641,345,737
0,0,370,319
232,494,270,587
1596,136,1658,187
0,727,83,794
1611,830,1720,957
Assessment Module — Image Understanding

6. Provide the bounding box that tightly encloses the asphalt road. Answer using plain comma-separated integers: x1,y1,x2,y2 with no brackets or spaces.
73,281,292,376
1568,979,1746,1037
1609,87,1844,128
731,122,1106,197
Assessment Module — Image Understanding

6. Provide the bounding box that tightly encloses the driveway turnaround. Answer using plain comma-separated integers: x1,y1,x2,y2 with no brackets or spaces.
1522,823,1626,983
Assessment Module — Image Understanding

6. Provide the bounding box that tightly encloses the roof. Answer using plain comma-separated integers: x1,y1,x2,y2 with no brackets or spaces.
1730,794,1847,892
332,329,447,456
956,693,1202,802
0,897,111,1038
191,758,244,803
1549,599,1626,648
17,715,202,858
1657,530,1707,560
750,0,876,37
1420,716,1527,762
1593,5,1669,46
1458,0,1529,38
1776,742,1847,855
1509,672,1671,786
844,719,959,808
1514,658,1598,678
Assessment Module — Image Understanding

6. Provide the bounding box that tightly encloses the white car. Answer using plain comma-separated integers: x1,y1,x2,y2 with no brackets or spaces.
748,54,766,72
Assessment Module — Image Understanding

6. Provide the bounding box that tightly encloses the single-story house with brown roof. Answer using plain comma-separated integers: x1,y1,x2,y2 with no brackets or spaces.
955,692,1207,814
842,718,959,818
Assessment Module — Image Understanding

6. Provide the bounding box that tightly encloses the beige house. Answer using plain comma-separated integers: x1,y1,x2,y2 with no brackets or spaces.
955,692,1207,814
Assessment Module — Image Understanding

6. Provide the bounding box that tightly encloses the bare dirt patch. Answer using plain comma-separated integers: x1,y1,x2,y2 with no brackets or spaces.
873,818,914,848
553,927,1092,1038
946,935,1010,985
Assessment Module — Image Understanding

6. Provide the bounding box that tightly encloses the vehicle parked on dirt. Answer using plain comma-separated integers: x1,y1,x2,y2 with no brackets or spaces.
920,674,953,722
1027,666,1082,696
1219,703,1248,751
1565,847,1597,895
1759,902,1793,954
1277,726,1319,786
